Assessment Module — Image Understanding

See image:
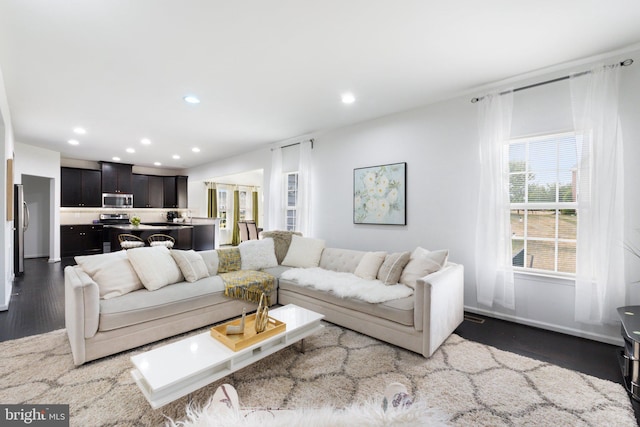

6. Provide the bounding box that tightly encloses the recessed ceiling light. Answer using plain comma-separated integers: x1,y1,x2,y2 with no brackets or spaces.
341,93,355,104
73,127,86,135
192,147,200,153
183,95,200,104
172,154,181,160
141,138,151,145
154,162,162,166
126,148,135,153
112,156,121,161
67,139,79,145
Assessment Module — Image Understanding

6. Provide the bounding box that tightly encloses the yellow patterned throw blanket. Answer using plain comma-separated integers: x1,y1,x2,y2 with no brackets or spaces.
221,270,275,305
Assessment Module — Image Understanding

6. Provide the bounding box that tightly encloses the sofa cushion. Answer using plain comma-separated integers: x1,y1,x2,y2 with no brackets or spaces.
319,248,365,273
377,252,411,285
217,248,242,273
74,251,143,299
98,275,228,331
171,250,210,283
282,235,326,268
199,250,219,276
126,246,184,291
400,247,449,289
278,278,414,326
239,238,278,270
354,251,387,280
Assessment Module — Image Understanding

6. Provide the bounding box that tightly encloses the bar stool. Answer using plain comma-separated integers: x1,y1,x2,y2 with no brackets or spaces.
118,234,145,250
148,234,175,249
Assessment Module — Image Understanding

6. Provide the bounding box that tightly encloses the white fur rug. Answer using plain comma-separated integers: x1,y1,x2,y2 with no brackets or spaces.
280,267,413,303
167,400,449,427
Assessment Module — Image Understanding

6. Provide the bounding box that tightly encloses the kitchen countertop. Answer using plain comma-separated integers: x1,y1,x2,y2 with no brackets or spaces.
104,224,193,231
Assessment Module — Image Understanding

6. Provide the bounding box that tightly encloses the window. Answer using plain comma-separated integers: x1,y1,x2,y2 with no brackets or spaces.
509,132,579,274
239,190,247,221
218,189,228,230
286,172,298,231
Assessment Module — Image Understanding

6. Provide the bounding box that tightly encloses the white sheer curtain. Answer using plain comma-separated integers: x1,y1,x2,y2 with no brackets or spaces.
475,91,515,309
297,140,313,236
571,64,625,324
268,147,285,230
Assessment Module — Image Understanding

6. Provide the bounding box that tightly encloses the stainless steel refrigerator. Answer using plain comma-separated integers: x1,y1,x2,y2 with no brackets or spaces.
14,184,30,275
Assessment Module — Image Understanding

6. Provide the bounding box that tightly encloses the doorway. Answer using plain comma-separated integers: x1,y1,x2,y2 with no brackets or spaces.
21,175,51,259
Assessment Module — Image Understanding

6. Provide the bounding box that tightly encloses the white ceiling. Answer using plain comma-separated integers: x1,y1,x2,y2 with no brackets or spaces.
1,1,639,169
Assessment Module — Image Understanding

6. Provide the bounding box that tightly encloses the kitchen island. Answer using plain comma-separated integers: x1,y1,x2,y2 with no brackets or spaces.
105,217,219,252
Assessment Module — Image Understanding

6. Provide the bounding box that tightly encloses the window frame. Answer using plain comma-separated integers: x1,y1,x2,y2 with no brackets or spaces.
217,189,228,230
285,172,299,232
508,131,578,278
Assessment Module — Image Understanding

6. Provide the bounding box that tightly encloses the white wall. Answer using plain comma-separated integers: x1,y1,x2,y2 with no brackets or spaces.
187,49,640,344
14,142,61,262
0,63,13,310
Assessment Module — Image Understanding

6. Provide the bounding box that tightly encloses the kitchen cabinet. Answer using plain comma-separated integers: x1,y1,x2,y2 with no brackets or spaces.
61,224,103,257
163,176,188,208
133,174,164,208
61,167,102,207
101,162,133,193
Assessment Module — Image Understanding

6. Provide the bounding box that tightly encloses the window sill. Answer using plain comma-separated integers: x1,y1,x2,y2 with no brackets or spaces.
514,269,575,286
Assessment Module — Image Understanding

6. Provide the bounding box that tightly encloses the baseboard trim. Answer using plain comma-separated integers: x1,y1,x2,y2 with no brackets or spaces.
464,306,623,346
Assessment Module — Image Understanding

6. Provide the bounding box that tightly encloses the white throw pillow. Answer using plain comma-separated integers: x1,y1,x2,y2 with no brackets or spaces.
354,251,387,280
75,251,143,299
199,250,219,276
400,247,449,289
170,250,210,282
126,246,184,291
239,238,278,270
282,235,326,268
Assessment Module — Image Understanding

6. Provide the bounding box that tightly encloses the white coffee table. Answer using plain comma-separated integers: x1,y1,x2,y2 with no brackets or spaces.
130,304,324,409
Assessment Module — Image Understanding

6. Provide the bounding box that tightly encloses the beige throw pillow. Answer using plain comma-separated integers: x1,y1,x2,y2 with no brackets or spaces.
126,246,184,291
400,247,449,289
282,235,326,268
75,250,142,299
354,251,387,280
199,250,219,276
377,251,411,285
170,250,210,283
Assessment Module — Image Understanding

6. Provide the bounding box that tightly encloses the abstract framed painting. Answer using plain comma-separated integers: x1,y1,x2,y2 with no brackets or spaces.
353,162,406,225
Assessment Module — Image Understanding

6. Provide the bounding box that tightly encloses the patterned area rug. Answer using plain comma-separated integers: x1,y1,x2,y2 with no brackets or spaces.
0,323,635,426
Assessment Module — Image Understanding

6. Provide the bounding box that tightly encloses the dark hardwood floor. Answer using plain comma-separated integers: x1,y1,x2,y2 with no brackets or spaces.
1,257,638,423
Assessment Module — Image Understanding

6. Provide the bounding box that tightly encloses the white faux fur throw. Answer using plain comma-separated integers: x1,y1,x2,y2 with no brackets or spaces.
167,400,449,427
280,267,413,303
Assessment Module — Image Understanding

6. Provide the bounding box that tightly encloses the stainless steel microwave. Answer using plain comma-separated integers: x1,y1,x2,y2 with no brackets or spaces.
102,193,133,208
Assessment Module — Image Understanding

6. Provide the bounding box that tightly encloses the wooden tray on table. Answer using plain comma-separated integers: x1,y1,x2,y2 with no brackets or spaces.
210,313,286,351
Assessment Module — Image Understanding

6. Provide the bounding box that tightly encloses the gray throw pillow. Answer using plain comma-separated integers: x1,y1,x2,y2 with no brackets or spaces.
377,251,411,285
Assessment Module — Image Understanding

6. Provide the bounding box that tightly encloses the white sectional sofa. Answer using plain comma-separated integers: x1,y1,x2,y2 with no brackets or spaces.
65,245,273,366
277,245,464,358
65,234,464,365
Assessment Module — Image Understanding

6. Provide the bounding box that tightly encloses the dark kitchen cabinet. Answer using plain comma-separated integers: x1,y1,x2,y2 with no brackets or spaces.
61,167,102,207
133,174,164,208
163,176,188,208
61,224,103,257
101,162,133,193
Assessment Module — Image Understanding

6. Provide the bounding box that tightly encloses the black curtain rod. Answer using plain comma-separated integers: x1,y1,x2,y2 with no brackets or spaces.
271,138,315,151
470,58,634,103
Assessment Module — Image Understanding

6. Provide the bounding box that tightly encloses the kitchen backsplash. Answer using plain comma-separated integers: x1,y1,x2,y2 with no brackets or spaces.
60,209,190,225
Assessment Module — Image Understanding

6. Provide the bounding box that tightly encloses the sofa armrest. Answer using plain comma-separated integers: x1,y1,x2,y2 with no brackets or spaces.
414,263,464,357
65,266,100,365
